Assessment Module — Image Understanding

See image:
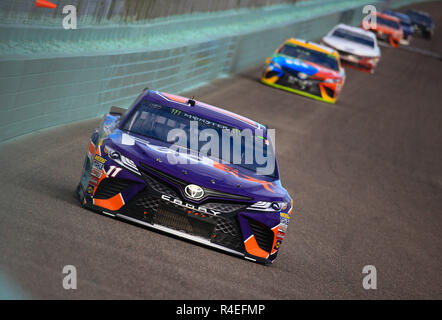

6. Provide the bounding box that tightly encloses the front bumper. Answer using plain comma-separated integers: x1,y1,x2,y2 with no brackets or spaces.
414,24,434,38
337,51,378,74
400,35,412,45
261,66,340,104
373,30,401,47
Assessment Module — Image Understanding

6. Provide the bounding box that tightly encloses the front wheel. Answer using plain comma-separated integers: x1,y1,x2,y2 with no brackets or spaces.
389,36,400,48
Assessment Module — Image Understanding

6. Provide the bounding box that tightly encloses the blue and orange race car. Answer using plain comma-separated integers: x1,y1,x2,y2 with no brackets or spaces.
261,38,345,104
77,89,293,264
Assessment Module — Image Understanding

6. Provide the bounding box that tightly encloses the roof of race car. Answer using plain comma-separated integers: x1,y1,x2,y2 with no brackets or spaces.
407,9,430,16
375,11,401,22
137,90,265,131
382,10,412,22
330,23,377,39
284,38,339,58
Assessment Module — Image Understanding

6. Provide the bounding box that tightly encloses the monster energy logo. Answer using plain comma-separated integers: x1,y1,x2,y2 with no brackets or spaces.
231,128,241,136
171,109,182,115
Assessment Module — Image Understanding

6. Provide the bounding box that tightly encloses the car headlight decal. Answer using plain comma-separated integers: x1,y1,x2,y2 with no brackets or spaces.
247,201,288,212
104,145,140,175
270,61,282,70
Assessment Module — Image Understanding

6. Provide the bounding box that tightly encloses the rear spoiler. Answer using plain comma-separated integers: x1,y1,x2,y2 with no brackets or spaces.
109,106,127,116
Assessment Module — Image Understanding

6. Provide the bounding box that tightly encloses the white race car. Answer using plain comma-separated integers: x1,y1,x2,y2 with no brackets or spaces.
322,24,381,74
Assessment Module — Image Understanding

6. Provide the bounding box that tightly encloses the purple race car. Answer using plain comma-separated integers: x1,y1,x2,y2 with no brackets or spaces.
76,89,292,264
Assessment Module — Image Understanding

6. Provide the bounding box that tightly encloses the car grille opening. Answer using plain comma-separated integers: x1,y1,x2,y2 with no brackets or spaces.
140,171,178,197
215,217,239,237
265,70,279,78
276,73,322,97
135,194,161,212
247,218,274,253
156,205,217,239
94,178,133,199
118,166,250,252
324,86,335,98
212,217,244,252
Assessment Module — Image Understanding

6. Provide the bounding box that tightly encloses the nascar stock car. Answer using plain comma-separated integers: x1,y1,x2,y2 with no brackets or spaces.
406,10,434,39
322,24,381,74
261,38,345,104
76,89,292,264
382,10,414,45
362,12,403,48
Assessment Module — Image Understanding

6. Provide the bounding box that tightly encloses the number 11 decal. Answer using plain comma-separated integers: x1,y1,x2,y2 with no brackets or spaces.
106,166,122,177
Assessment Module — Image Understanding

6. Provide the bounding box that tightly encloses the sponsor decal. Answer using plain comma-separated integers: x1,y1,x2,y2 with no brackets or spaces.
275,240,281,250
92,161,104,171
94,155,106,164
91,167,102,178
278,223,287,232
280,217,290,226
87,186,94,194
280,212,291,220
89,176,99,186
171,108,182,116
161,195,221,216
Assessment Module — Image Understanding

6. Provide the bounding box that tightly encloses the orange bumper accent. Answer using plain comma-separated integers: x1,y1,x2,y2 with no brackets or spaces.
93,193,125,211
244,235,270,259
270,225,280,254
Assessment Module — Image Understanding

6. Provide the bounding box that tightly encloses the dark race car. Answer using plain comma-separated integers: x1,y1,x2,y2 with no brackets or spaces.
77,89,293,264
406,10,434,39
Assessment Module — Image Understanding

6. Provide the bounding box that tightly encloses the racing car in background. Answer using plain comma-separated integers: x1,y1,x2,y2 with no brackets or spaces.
77,89,292,264
362,12,403,47
261,38,345,104
382,10,414,45
406,10,434,39
322,24,381,74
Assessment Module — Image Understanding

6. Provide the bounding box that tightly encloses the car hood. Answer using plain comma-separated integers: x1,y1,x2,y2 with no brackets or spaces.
323,36,379,58
273,54,342,80
106,130,289,202
410,18,433,28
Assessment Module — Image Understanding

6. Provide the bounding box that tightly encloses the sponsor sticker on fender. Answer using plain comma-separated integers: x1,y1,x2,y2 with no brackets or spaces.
92,159,105,171
280,212,291,220
280,217,290,227
89,176,99,186
94,155,106,164
91,167,102,178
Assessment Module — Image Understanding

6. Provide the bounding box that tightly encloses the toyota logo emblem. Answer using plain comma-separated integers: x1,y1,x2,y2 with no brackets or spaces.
184,184,204,200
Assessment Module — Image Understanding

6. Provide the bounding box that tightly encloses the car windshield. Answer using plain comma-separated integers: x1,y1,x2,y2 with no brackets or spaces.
121,100,278,178
377,16,401,29
279,43,339,71
332,28,375,47
383,11,412,25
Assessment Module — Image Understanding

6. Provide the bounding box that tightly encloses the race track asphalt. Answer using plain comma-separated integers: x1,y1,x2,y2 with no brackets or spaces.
0,1,441,299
